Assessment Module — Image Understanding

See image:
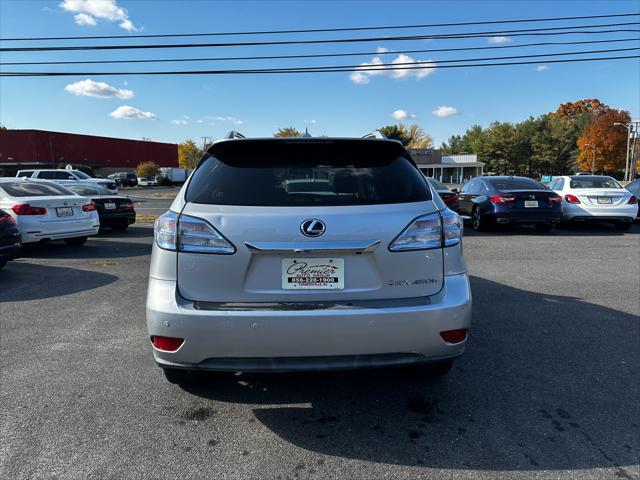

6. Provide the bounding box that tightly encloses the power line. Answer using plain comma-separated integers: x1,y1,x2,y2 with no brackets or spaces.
2,37,638,66
1,23,638,52
1,12,638,41
2,54,637,77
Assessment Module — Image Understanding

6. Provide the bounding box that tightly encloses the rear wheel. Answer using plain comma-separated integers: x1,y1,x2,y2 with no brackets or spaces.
472,207,490,231
64,236,87,246
614,221,632,231
535,223,553,233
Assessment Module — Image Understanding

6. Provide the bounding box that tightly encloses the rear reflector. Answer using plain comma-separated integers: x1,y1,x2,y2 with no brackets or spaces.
440,329,468,344
151,336,184,352
11,203,47,215
564,194,581,204
628,195,637,205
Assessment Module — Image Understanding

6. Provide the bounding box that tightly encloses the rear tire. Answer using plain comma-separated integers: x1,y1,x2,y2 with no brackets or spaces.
111,223,128,232
614,221,632,231
472,207,490,231
64,236,87,246
535,223,553,233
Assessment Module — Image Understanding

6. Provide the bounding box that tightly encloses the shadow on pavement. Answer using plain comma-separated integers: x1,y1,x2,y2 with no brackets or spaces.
0,262,118,301
182,276,639,474
20,237,151,259
463,221,639,237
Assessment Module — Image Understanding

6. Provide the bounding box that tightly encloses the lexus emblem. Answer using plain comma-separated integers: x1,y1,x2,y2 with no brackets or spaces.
300,219,326,237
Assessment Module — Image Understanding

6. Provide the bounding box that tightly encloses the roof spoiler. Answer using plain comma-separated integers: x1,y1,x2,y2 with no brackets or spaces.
361,130,387,139
223,130,246,140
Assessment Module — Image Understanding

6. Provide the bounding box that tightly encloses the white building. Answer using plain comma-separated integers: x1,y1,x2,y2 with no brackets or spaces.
409,149,484,185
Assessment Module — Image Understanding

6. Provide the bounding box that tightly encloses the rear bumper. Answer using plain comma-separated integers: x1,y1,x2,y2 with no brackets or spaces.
562,203,638,222
492,208,561,224
146,273,472,372
98,212,136,226
21,225,99,244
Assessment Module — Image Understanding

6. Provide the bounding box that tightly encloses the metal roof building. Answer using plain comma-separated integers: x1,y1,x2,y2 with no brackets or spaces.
409,148,484,185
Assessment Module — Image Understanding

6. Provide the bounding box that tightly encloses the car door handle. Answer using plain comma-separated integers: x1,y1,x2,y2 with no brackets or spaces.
245,240,381,254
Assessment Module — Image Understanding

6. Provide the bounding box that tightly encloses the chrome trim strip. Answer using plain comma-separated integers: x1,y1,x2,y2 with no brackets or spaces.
244,240,380,254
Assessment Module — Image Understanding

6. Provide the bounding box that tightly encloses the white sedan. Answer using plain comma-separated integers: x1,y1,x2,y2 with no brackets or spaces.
0,178,100,245
548,175,637,231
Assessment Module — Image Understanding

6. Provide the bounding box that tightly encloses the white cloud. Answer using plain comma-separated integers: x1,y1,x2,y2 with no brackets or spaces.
171,119,188,125
59,0,138,31
65,79,134,99
304,119,317,124
391,109,416,120
487,36,511,44
206,115,243,125
432,106,460,118
109,105,158,120
349,54,435,84
376,47,389,53
536,65,549,71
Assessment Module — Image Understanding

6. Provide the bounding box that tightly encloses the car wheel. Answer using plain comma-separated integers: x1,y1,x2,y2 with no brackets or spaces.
111,224,128,232
472,207,489,231
614,222,632,231
535,223,553,233
64,236,88,246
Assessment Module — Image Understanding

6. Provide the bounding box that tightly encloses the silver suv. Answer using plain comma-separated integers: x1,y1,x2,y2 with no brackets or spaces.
146,133,471,384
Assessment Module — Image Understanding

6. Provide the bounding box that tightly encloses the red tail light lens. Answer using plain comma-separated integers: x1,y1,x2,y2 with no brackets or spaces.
547,195,562,204
628,195,637,205
444,194,459,205
489,195,516,204
440,329,468,344
151,336,184,352
565,194,581,204
122,202,134,212
0,213,17,226
82,202,97,212
11,203,47,215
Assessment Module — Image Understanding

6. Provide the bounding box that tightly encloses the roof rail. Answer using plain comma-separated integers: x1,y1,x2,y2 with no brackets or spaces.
223,130,246,140
361,130,387,139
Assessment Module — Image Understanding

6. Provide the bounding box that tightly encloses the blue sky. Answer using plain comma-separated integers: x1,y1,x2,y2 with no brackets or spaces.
1,0,639,147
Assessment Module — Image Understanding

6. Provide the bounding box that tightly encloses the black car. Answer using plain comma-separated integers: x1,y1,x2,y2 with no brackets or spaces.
108,172,138,187
625,178,640,220
67,185,136,231
458,176,562,231
426,177,459,212
0,208,21,269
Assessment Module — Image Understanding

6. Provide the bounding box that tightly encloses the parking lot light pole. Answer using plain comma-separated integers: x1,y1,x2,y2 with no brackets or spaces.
584,143,596,174
613,122,632,181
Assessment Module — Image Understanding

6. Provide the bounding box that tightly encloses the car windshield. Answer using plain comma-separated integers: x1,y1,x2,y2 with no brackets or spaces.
186,140,431,206
427,177,448,190
0,181,73,197
72,171,91,179
487,177,544,190
570,177,622,189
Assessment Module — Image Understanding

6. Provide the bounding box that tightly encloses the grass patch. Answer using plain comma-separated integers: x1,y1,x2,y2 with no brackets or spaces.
136,214,159,224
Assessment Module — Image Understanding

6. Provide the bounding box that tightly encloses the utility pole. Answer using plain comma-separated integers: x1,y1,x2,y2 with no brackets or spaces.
613,122,632,181
584,143,596,174
201,136,213,151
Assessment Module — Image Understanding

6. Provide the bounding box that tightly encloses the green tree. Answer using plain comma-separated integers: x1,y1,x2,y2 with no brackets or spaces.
135,161,160,179
0,124,7,131
178,139,203,170
274,127,303,137
481,122,517,174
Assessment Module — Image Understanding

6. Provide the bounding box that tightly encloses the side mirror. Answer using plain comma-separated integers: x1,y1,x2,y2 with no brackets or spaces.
451,188,459,193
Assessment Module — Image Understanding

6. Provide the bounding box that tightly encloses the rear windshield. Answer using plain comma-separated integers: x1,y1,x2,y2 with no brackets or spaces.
0,182,72,197
569,177,622,189
487,177,544,191
186,140,431,206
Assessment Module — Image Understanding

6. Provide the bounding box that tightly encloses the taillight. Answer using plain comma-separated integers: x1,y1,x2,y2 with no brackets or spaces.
628,195,637,205
154,210,236,254
0,213,17,227
489,195,516,204
122,202,134,212
440,329,468,344
389,209,463,251
547,195,562,204
82,202,97,212
565,194,581,204
444,194,459,205
151,336,184,352
11,203,47,215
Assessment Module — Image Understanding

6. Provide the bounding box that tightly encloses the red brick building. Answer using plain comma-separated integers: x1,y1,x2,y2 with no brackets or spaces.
0,129,178,176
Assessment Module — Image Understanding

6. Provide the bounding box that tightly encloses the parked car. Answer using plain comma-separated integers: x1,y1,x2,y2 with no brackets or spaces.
66,185,136,231
16,168,118,194
137,176,158,187
548,175,637,230
425,177,459,212
147,135,470,384
0,208,21,269
624,178,640,220
458,176,562,231
0,178,99,245
108,172,138,187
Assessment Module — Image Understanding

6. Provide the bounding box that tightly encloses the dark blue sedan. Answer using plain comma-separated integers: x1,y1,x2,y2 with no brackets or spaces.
458,176,562,231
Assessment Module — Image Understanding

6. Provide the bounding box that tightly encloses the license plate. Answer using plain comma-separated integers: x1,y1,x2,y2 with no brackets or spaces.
104,202,116,210
524,200,538,208
282,258,344,290
56,207,74,217
597,197,612,204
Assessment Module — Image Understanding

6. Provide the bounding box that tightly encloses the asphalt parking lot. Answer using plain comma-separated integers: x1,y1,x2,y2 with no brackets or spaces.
1,222,638,480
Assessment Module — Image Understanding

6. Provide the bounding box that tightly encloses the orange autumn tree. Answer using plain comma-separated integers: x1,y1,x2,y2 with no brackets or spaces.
576,109,631,173
552,98,610,122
